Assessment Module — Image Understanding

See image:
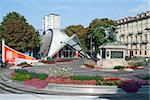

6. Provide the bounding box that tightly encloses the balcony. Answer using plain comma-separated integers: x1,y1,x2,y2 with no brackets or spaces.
120,34,125,37
127,41,131,44
132,41,138,45
137,31,142,34
125,42,129,45
141,40,148,44
128,32,133,35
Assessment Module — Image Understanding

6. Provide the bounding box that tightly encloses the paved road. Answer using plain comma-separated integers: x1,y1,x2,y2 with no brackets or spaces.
0,94,149,100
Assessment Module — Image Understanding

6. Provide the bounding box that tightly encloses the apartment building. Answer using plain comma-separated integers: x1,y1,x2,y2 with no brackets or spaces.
42,14,60,31
116,11,150,57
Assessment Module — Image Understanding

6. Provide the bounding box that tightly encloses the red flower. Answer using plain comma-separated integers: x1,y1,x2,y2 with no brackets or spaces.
104,77,121,81
118,80,141,93
46,77,97,85
24,78,48,88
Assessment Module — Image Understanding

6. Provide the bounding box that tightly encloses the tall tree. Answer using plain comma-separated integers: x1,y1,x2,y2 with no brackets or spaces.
87,18,116,54
65,25,88,50
0,12,40,52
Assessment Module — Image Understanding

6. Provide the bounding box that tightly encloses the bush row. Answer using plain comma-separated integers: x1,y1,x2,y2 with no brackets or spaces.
11,69,48,81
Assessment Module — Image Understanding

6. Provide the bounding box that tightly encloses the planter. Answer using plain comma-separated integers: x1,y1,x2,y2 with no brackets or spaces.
45,84,124,94
44,83,149,94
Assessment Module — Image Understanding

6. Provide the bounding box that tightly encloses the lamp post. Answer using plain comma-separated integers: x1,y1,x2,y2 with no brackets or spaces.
90,34,93,59
145,28,150,67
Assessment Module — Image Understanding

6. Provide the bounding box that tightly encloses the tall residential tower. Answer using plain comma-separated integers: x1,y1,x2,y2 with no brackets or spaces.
43,14,60,31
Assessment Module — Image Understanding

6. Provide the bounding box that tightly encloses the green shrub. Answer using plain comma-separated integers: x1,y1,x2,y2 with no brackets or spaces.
70,76,103,81
128,62,134,66
144,76,150,80
14,69,48,80
136,62,144,66
70,75,103,85
31,73,48,80
128,62,144,67
20,62,28,65
47,58,55,62
11,73,31,81
113,66,124,69
99,80,122,86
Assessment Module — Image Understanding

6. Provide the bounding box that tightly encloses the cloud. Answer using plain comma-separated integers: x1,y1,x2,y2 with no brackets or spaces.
129,0,150,13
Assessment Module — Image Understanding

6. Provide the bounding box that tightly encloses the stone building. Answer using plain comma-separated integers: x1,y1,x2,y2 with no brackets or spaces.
116,11,150,57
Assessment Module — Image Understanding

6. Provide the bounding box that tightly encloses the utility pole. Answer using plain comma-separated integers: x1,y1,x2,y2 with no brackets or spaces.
2,38,5,63
90,34,93,58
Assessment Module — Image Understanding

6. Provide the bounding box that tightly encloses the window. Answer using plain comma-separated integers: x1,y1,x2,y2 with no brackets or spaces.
135,51,137,55
145,51,147,55
102,49,106,59
140,51,142,55
111,51,123,59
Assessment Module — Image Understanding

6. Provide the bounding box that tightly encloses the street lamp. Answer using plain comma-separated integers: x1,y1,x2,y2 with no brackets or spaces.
145,57,149,67
145,28,150,67
88,33,93,59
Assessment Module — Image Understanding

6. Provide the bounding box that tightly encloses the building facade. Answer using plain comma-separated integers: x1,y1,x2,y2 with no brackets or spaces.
42,14,60,31
116,11,150,57
39,29,88,59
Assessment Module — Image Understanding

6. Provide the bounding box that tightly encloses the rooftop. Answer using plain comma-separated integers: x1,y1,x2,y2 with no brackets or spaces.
117,11,150,25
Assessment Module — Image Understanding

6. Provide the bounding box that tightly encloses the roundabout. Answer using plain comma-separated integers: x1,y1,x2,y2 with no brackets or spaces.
0,62,149,96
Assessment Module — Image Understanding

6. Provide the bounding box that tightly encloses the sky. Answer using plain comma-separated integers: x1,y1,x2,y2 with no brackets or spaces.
0,0,150,30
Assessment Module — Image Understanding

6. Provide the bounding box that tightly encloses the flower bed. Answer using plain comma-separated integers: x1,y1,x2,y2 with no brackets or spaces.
104,77,121,81
70,75,103,81
49,67,74,77
98,77,122,86
126,66,138,69
11,69,48,81
83,64,95,68
39,60,55,64
56,59,73,62
113,66,124,69
11,73,31,81
39,58,74,64
128,61,144,67
9,69,150,92
118,80,141,93
24,78,48,88
46,77,97,85
17,62,32,67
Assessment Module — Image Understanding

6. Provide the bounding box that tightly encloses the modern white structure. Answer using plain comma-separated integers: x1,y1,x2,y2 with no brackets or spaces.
42,14,60,31
116,11,150,57
39,29,88,59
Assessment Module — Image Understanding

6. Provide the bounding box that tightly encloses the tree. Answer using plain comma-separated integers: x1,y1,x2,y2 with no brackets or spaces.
0,12,40,52
65,25,88,49
87,18,116,56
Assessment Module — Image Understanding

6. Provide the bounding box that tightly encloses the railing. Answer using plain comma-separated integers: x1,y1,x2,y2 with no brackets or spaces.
141,40,148,44
128,32,133,35
137,31,142,34
132,41,138,45
120,34,125,37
